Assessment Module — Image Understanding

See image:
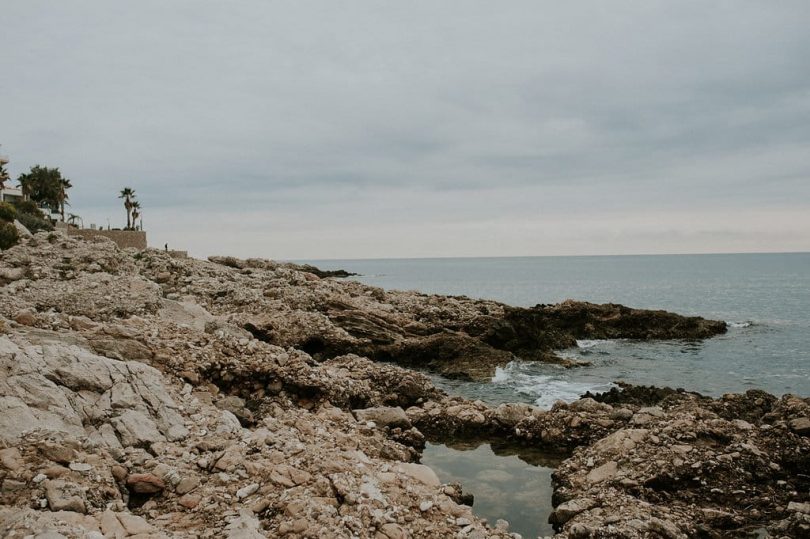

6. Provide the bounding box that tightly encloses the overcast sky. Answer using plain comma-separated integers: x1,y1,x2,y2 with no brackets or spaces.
1,1,809,259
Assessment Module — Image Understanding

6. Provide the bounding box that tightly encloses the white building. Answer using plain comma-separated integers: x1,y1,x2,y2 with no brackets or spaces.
0,185,24,204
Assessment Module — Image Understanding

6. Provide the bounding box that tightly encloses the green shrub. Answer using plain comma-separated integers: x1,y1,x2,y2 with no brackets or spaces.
16,211,53,233
0,201,16,222
10,199,42,216
0,221,19,249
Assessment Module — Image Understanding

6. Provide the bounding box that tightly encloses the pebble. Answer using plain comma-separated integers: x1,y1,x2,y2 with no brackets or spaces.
236,483,260,500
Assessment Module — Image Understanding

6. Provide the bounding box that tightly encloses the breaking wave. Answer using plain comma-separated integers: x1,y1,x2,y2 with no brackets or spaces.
492,362,614,409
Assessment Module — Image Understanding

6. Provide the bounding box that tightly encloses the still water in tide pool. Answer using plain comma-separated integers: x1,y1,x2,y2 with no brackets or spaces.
420,442,562,538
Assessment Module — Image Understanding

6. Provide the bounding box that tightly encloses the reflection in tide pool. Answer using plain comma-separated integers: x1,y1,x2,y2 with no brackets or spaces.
420,441,562,538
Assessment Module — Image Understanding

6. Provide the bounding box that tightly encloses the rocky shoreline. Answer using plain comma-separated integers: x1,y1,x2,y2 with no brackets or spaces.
0,233,807,538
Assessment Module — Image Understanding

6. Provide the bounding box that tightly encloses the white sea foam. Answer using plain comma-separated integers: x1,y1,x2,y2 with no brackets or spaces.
727,321,752,328
576,339,609,349
491,365,511,383
491,361,614,409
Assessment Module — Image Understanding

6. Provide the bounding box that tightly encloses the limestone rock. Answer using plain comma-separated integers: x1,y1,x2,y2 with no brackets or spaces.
126,473,165,494
44,480,86,513
354,406,411,429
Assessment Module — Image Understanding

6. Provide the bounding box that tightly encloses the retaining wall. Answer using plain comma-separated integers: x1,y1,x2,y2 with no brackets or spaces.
67,228,147,250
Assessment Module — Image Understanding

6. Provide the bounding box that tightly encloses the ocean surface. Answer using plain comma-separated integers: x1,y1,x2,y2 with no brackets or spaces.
303,253,810,407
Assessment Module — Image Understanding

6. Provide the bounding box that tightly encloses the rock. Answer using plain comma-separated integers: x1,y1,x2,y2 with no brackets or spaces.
116,513,155,535
99,510,128,537
68,462,92,472
788,502,810,515
236,483,260,499
12,309,37,326
13,219,32,238
789,417,810,436
175,476,200,495
0,267,26,282
377,523,407,539
269,464,311,487
179,493,202,509
609,408,634,421
586,461,618,483
126,473,165,494
550,498,597,526
395,463,440,487
353,406,411,429
0,223,796,539
492,403,531,425
112,410,165,447
217,410,244,434
0,447,23,471
224,509,265,539
216,395,255,425
44,480,86,513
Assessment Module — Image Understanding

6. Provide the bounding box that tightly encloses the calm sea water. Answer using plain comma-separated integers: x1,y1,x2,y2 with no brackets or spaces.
304,253,810,406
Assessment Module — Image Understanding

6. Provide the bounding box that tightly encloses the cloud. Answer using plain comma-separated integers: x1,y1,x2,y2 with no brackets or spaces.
1,0,808,258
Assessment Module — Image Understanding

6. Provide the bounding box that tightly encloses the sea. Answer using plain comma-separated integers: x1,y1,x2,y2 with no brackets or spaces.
301,252,808,537
303,253,810,408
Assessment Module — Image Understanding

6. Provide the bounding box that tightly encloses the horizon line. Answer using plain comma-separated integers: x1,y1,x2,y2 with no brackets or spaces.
288,249,810,263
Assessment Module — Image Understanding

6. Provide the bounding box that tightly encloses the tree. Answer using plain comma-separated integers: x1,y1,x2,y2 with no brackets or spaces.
130,200,142,231
57,178,72,222
17,166,70,215
0,156,9,192
67,213,82,227
118,187,136,229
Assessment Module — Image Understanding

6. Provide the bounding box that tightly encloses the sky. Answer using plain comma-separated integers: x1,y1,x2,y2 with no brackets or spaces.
1,1,809,259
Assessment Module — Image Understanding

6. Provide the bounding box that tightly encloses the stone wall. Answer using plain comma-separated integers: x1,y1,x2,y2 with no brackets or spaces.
67,228,147,250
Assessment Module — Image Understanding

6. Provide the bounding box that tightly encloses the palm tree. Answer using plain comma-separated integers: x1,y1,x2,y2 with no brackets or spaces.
0,149,9,191
58,178,72,222
67,213,82,228
17,172,33,201
118,187,136,229
130,201,142,231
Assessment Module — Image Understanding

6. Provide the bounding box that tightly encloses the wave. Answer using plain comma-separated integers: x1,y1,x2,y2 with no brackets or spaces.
576,339,609,349
727,321,752,328
492,362,614,409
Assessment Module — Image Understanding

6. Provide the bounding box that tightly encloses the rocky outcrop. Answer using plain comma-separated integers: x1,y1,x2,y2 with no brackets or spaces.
201,255,726,381
0,232,802,539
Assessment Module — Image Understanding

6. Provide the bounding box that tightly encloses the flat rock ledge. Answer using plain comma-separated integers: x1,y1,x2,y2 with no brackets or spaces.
0,233,805,539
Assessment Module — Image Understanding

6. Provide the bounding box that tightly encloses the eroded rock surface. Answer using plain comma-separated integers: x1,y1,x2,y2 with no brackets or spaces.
0,233,802,539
